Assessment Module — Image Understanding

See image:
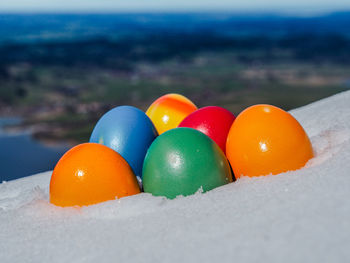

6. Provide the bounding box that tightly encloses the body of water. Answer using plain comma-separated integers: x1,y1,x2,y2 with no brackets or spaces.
0,118,69,182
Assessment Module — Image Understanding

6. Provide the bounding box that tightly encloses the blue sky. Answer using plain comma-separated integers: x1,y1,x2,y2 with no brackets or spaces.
1,0,350,14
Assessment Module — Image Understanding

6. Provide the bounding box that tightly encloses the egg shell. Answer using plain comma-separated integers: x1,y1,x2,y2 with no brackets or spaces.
90,106,158,178
50,143,140,207
226,104,313,178
178,106,236,154
142,128,233,199
146,93,197,134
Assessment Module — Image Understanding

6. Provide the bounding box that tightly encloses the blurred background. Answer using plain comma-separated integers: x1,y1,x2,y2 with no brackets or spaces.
1,0,350,181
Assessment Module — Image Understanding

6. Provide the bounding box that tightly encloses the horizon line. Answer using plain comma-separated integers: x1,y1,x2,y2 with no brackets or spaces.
0,8,350,17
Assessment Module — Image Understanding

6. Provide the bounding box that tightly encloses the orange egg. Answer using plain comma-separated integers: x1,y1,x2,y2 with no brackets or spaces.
146,93,197,134
50,143,140,207
226,104,313,178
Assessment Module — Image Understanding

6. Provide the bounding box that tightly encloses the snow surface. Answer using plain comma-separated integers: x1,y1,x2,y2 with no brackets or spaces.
1,91,350,263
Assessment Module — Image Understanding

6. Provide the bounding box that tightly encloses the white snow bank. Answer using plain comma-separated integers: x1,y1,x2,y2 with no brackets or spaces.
1,91,350,263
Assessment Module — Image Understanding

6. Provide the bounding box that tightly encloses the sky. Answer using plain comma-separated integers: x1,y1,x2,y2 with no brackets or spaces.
0,0,350,14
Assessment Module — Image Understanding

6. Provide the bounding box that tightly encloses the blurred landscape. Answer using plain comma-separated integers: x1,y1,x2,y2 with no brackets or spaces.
1,12,350,180
1,12,350,143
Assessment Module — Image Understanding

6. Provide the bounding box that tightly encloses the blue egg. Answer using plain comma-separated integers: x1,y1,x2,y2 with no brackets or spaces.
90,106,158,178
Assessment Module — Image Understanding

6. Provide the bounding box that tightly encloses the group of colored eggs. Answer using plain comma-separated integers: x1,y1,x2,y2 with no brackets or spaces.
50,94,313,207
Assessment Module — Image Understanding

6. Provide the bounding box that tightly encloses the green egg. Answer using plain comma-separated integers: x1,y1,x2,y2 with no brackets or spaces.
142,128,233,199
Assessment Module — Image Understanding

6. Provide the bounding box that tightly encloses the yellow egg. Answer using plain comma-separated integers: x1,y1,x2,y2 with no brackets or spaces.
146,94,197,134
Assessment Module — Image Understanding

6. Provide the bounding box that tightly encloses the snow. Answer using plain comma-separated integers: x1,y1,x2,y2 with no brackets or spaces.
1,91,350,262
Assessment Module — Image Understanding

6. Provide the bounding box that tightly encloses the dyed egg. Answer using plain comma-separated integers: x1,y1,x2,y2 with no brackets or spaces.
178,106,236,154
90,106,157,178
146,93,197,134
143,128,233,199
50,143,140,207
226,104,313,178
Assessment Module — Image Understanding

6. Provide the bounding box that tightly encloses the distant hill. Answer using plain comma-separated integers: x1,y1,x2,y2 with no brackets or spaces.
0,12,350,44
0,12,349,67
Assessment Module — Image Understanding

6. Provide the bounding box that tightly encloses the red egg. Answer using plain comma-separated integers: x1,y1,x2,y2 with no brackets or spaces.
178,106,236,153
